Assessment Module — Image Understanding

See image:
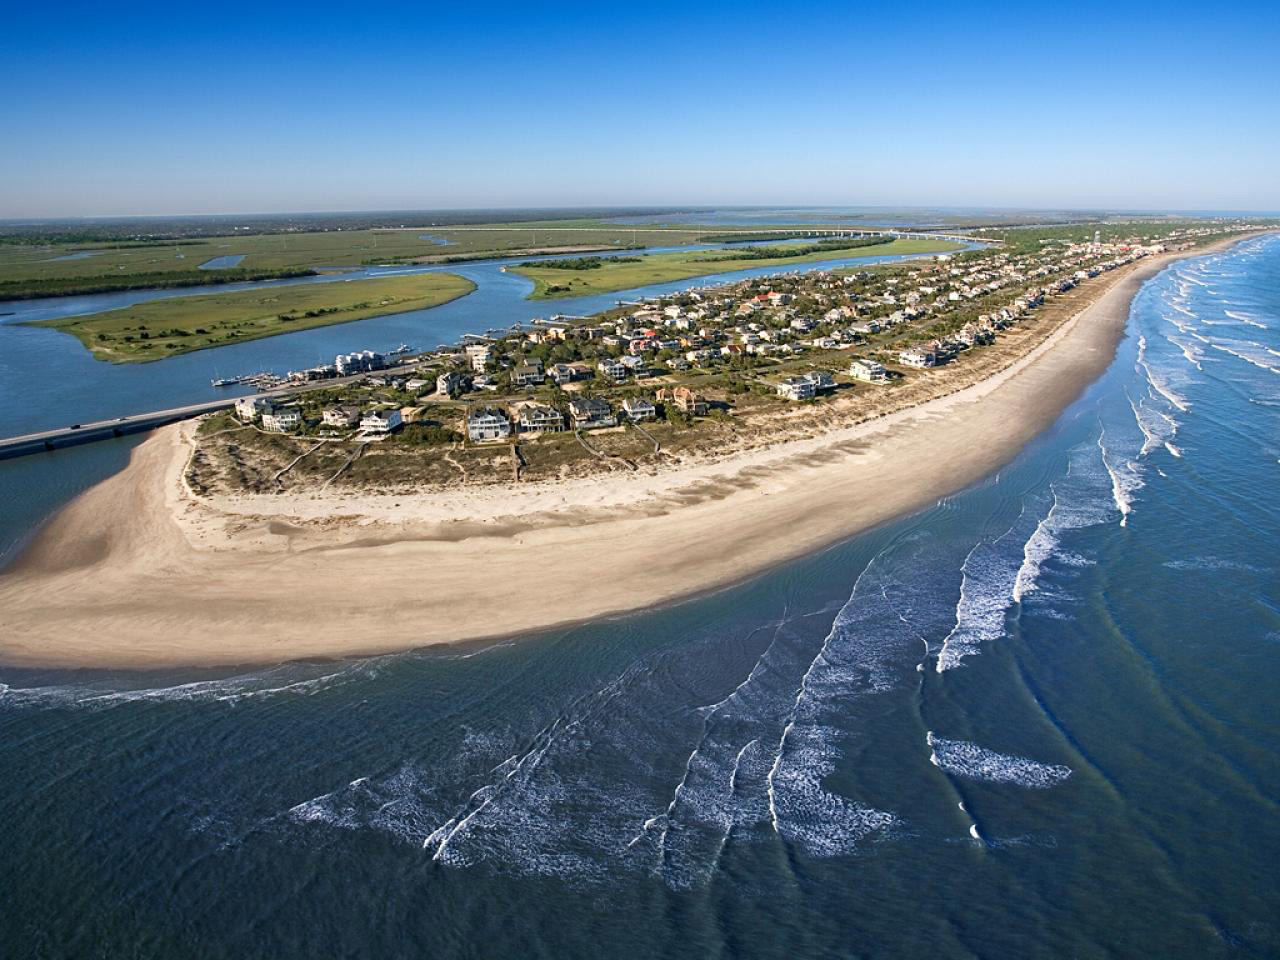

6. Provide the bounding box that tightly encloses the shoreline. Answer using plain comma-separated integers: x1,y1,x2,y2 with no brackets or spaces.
0,235,1258,670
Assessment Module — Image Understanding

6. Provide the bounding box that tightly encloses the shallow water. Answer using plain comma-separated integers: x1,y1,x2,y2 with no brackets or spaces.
198,254,246,269
1,236,1278,957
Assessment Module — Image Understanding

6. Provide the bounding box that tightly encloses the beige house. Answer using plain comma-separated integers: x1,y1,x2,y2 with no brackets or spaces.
261,407,302,432
657,386,708,416
516,402,565,434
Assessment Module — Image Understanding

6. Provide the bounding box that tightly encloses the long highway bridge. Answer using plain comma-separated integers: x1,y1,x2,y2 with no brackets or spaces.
0,356,434,462
0,400,241,461
430,225,1003,245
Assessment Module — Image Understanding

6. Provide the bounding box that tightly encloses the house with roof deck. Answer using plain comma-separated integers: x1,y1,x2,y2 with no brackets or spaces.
436,371,465,396
803,371,836,393
849,359,889,383
619,354,649,378
467,408,511,443
899,347,938,368
597,358,628,382
776,377,816,401
464,343,494,373
360,408,403,435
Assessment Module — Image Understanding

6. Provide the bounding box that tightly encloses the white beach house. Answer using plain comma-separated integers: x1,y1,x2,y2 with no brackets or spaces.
467,408,511,443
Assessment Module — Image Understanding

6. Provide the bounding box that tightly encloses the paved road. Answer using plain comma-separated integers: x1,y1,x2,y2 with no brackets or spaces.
0,358,434,459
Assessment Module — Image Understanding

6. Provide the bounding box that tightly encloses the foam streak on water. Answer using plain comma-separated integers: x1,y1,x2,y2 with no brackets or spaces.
926,733,1072,789
936,502,1044,673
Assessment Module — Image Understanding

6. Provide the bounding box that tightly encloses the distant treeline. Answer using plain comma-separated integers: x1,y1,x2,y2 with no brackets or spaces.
521,255,643,270
704,236,893,262
0,236,211,249
0,268,318,302
697,232,803,244
0,208,709,244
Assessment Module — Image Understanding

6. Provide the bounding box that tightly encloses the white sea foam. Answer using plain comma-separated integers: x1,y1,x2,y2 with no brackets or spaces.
936,503,1045,673
1224,309,1268,330
927,733,1072,789
0,660,384,711
1203,337,1280,375
1096,430,1143,527
1136,335,1190,411
1164,557,1269,574
1011,440,1118,604
1163,333,1203,369
271,552,961,888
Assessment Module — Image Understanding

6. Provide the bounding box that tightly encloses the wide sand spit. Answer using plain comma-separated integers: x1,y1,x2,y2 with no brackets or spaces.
0,236,1257,668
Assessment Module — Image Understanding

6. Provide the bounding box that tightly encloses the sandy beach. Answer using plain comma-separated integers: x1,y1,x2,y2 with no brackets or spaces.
0,237,1253,669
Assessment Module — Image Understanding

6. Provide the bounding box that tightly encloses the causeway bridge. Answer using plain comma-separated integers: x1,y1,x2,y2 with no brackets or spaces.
0,399,239,461
436,224,1002,245
0,356,430,462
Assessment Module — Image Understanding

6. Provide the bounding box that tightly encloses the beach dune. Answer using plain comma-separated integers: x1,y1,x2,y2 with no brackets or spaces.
0,242,1243,669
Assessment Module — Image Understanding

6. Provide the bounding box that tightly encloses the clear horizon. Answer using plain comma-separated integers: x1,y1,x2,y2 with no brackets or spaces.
3,1,1279,218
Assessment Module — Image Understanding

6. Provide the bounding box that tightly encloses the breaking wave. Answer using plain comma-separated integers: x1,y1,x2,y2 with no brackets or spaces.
927,733,1072,789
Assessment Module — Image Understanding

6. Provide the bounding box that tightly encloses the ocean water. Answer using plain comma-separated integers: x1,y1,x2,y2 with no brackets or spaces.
1,235,1279,957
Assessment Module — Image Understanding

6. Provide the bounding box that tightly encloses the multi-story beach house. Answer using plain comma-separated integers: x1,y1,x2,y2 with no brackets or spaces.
621,397,657,422
568,396,616,430
597,358,628,382
512,359,545,387
235,396,273,421
322,406,360,427
776,377,817,401
515,402,565,434
899,348,938,368
465,343,494,373
803,371,836,393
849,359,889,383
436,371,465,396
467,408,511,443
549,362,594,386
261,407,302,433
656,386,709,416
360,408,403,435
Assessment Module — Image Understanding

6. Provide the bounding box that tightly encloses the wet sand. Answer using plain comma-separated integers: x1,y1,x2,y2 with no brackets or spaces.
0,238,1252,668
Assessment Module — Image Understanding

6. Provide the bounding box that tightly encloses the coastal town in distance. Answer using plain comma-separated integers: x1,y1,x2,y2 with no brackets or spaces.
3,3,1280,959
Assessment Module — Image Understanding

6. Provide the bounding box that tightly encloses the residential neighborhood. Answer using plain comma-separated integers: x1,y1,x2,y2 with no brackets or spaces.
209,221,1240,492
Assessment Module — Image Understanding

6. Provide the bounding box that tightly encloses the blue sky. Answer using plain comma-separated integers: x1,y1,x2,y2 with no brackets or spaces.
3,1,1278,217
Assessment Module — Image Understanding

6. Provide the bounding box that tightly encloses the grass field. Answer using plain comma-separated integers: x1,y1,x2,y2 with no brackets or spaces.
511,238,963,299
0,223,719,298
36,273,475,363
0,221,971,300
